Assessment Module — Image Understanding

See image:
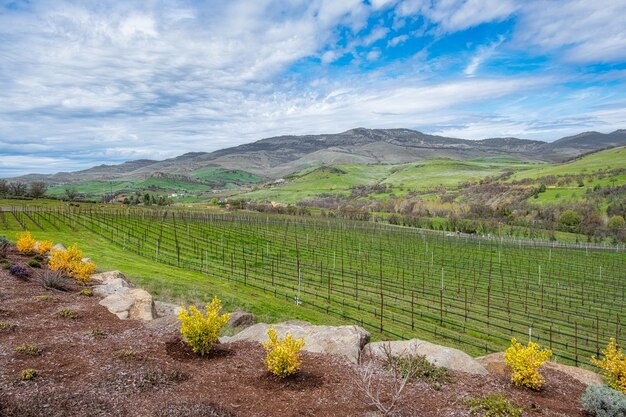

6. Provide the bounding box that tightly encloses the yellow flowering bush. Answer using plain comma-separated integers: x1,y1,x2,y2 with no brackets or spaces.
178,297,230,355
48,244,95,283
504,338,552,390
37,240,53,254
263,327,305,378
591,338,626,393
16,231,36,254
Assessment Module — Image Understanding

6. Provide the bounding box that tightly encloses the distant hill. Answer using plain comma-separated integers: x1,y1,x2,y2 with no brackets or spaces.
9,128,626,186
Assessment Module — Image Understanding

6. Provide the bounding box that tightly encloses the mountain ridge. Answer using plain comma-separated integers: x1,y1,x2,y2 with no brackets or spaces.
9,128,626,184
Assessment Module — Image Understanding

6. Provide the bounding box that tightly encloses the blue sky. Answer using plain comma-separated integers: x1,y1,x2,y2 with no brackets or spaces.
1,0,625,176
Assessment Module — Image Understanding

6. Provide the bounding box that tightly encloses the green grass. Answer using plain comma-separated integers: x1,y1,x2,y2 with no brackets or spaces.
241,159,540,204
191,167,262,184
511,146,626,182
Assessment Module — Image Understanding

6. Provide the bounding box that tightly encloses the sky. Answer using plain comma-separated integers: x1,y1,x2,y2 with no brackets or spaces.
1,0,626,177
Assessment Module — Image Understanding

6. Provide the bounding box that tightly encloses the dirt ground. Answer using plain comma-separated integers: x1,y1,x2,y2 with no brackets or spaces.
0,248,589,416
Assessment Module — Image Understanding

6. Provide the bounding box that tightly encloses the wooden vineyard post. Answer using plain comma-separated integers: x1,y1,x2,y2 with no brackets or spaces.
549,323,553,351
464,288,468,322
379,248,384,333
411,290,415,330
439,288,443,326
575,321,579,366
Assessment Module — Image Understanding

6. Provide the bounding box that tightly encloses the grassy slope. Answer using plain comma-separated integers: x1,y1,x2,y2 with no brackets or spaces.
1,228,349,329
241,158,540,203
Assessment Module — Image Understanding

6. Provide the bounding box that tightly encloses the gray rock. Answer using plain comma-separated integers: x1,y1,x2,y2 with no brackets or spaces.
364,339,488,375
227,311,256,328
52,243,66,251
155,301,182,318
91,271,130,297
221,321,370,363
99,288,156,321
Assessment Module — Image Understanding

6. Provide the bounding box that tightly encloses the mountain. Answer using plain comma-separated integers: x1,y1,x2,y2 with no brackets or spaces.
9,128,626,185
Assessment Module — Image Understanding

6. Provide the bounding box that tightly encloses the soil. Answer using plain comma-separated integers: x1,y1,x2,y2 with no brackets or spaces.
0,247,589,416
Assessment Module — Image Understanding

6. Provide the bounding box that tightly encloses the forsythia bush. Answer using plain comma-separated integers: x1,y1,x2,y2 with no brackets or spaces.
504,338,552,390
591,338,626,394
178,297,230,355
37,240,53,254
263,327,305,378
48,244,95,283
16,231,36,254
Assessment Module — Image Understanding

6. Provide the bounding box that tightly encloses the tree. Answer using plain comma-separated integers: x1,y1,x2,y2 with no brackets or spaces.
0,179,8,196
608,215,626,232
559,209,581,232
8,182,27,197
28,182,48,199
64,187,78,201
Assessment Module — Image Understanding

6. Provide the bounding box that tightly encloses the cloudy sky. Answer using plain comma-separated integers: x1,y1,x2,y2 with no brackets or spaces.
1,0,625,176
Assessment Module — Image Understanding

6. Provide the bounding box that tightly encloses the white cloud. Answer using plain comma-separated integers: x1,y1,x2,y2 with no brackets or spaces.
464,36,505,76
366,49,382,61
387,34,409,47
514,0,626,63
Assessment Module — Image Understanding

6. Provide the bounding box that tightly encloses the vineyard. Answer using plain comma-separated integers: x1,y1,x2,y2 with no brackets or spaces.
2,206,625,365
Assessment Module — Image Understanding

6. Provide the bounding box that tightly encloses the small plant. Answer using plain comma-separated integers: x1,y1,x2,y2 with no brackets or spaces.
21,369,38,381
9,264,30,279
80,288,93,296
39,270,69,291
48,244,95,283
263,327,305,378
33,254,45,261
178,297,230,355
383,352,451,386
581,385,626,417
0,235,9,258
115,349,137,358
504,338,552,390
36,240,53,254
591,338,626,393
89,328,107,339
16,231,36,254
14,344,42,356
59,307,77,319
466,394,522,417
0,321,16,331
2,262,12,269
33,294,49,301
27,259,41,268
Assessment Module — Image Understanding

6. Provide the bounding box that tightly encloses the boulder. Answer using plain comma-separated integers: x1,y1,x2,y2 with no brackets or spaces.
476,352,603,386
364,339,488,375
220,321,370,363
99,288,156,321
227,311,256,328
155,301,182,318
52,243,66,252
91,271,130,297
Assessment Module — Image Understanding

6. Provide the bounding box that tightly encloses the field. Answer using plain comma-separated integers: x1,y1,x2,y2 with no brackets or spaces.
241,158,541,203
2,205,625,366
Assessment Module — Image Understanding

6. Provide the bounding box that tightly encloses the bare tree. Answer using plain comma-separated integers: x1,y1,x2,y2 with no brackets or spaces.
29,181,48,199
64,187,78,201
0,179,8,196
354,343,417,417
8,182,27,197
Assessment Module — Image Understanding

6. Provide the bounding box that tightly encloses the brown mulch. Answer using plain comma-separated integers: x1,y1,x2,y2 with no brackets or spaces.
0,247,588,416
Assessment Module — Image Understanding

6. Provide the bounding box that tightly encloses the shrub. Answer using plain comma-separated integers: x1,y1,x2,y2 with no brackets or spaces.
591,339,626,393
9,265,30,279
59,307,77,319
14,344,42,356
48,244,95,283
21,369,38,381
178,297,230,355
263,327,305,378
16,231,36,254
36,240,53,254
0,322,16,331
503,338,552,390
27,259,41,268
39,270,69,291
581,385,626,417
466,394,522,417
384,353,451,386
0,235,9,258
